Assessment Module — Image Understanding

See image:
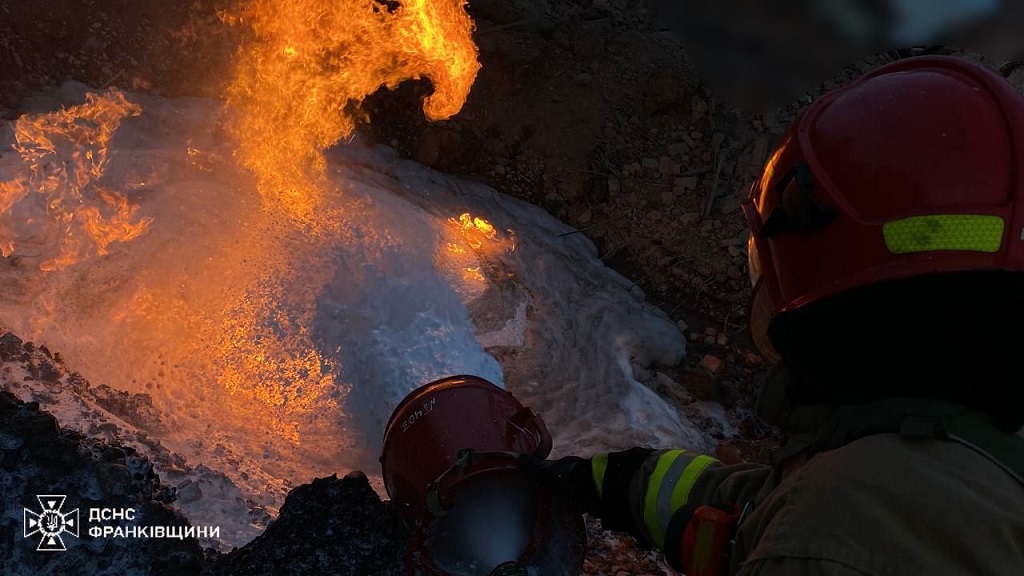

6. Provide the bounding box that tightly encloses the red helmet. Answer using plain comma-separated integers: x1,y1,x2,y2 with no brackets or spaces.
743,56,1024,361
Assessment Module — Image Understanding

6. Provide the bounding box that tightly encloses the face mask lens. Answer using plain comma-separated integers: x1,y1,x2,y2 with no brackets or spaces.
749,278,781,364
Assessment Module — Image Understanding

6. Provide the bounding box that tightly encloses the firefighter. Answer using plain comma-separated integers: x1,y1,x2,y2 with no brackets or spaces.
522,55,1024,575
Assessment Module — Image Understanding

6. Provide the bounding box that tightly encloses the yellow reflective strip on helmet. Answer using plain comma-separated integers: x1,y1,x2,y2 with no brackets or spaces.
643,450,684,548
668,455,717,512
591,453,609,500
883,215,1004,254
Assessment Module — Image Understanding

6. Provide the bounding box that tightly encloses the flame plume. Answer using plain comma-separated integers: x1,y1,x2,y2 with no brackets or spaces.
0,92,152,270
225,0,481,223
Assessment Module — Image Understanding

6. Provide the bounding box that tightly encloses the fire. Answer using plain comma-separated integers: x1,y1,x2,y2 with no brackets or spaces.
453,212,503,250
0,0,486,481
0,92,152,270
440,211,516,287
449,212,515,252
458,212,497,239
224,0,481,224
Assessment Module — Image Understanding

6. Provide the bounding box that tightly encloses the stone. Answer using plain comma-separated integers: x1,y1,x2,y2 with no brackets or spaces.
715,195,741,214
208,474,405,575
674,176,698,191
703,326,718,336
642,157,658,169
658,155,674,175
703,336,716,346
700,354,724,375
0,332,23,361
578,209,593,224
716,333,729,346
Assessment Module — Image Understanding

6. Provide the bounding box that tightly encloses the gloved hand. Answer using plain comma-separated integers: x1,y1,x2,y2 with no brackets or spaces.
516,454,602,516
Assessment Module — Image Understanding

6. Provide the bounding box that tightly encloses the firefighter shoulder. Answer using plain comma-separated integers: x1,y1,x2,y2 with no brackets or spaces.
532,55,1024,576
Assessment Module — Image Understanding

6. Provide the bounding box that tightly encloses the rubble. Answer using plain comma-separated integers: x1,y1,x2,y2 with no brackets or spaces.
207,473,406,576
0,391,203,576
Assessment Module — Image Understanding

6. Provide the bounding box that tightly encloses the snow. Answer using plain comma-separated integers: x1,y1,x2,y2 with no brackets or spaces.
0,83,719,549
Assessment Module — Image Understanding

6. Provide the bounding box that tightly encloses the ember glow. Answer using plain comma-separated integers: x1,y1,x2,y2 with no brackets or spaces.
224,0,481,224
0,92,152,271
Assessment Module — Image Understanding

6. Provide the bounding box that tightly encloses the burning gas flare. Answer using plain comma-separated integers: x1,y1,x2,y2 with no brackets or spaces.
224,0,481,223
0,92,152,270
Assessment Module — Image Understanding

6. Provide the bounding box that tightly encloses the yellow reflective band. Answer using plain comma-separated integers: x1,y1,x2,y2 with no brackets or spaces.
592,453,609,500
643,450,684,548
883,214,1004,254
669,455,717,513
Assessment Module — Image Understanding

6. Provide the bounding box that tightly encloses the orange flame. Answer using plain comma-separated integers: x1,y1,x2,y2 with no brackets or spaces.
451,211,509,250
224,0,481,223
0,92,153,270
440,211,516,287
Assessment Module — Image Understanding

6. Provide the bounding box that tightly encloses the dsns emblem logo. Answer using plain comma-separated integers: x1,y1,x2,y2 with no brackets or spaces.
24,495,79,551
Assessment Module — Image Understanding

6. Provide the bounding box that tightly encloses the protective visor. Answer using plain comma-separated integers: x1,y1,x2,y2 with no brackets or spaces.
746,233,781,364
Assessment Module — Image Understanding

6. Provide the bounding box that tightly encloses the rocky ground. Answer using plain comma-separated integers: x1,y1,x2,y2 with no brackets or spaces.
3,0,1024,574
1,383,407,576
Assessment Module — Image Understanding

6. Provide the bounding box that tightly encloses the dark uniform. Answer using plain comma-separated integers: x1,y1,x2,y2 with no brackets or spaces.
584,403,1024,575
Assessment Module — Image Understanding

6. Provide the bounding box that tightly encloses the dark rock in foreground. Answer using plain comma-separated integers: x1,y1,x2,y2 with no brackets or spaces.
1,390,409,576
207,472,407,576
0,391,202,576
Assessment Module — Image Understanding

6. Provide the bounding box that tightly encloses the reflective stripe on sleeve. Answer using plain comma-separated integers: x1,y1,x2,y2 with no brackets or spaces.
643,450,719,548
592,452,609,500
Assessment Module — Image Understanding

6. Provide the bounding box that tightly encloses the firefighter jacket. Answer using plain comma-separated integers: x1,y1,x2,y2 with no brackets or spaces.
587,401,1024,575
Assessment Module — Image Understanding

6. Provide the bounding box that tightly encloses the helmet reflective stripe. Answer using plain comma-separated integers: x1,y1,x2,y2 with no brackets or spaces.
642,450,719,548
883,214,1005,254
